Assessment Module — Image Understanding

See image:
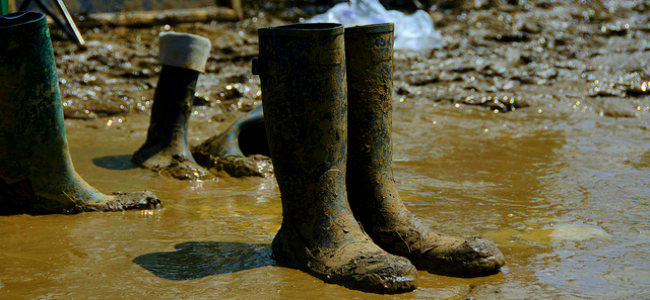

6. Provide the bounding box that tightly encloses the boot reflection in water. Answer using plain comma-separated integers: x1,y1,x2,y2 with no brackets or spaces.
345,23,505,277
0,12,162,215
132,32,213,180
254,23,418,294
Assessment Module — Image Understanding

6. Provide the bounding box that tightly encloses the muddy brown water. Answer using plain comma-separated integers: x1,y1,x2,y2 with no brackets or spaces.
2,1,650,298
1,103,648,299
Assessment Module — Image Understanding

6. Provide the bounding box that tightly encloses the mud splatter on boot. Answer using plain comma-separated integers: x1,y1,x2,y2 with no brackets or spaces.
0,12,161,215
345,24,505,277
192,105,273,177
132,32,213,180
255,23,418,293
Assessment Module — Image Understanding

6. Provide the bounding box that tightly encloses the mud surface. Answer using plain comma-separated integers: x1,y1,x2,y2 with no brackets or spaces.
1,0,650,298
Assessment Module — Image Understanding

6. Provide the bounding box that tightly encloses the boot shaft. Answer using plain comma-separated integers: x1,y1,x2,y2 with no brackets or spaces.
0,12,76,183
133,32,211,167
141,65,198,154
345,24,395,180
256,23,348,217
0,13,163,213
257,23,347,190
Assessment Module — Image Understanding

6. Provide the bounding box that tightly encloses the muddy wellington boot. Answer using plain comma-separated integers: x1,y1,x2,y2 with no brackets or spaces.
132,32,213,180
253,23,417,293
0,11,162,215
192,105,273,177
345,24,505,277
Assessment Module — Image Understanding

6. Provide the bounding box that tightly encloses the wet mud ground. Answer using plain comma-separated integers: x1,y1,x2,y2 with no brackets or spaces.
2,0,650,298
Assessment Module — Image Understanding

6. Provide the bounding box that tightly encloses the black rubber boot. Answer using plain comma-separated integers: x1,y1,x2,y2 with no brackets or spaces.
0,12,162,215
345,24,505,277
132,32,213,180
254,23,417,294
192,105,273,177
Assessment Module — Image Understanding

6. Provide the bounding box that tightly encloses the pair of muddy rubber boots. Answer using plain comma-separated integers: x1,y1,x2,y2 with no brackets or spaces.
254,23,505,293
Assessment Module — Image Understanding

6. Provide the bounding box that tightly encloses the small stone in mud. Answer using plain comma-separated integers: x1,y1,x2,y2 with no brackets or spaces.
193,94,213,106
226,74,248,84
459,95,528,112
210,114,227,122
586,98,638,118
519,22,543,34
395,86,411,95
215,85,243,101
119,68,155,78
81,73,98,84
488,32,531,43
407,74,439,86
598,25,629,37
622,81,650,97
591,89,625,98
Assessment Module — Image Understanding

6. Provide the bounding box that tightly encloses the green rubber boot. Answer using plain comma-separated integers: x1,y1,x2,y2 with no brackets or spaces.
132,32,213,180
0,12,162,215
254,23,417,294
345,24,505,277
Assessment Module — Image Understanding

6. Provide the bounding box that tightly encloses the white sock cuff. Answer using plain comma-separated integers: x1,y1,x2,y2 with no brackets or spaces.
158,32,211,73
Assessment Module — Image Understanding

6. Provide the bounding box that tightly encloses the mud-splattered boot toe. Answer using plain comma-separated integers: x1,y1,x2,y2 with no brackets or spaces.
330,251,418,294
415,234,505,278
134,149,214,180
161,154,214,180
451,237,505,277
81,191,162,212
272,224,418,294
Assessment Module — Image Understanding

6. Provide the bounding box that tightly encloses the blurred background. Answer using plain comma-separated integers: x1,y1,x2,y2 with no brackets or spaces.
12,0,433,14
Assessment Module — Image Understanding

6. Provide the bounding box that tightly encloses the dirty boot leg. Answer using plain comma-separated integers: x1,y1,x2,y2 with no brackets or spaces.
0,12,161,215
345,24,505,277
132,32,213,180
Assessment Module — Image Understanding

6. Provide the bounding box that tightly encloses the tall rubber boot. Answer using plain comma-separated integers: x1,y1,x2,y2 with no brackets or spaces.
254,23,417,294
132,32,213,180
0,12,162,215
191,105,273,177
345,24,505,277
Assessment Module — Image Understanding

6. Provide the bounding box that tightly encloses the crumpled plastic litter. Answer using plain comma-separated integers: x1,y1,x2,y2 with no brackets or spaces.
307,0,444,52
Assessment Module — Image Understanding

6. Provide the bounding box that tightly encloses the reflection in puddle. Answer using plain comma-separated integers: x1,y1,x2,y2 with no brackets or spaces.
134,242,275,280
92,154,138,170
485,219,610,248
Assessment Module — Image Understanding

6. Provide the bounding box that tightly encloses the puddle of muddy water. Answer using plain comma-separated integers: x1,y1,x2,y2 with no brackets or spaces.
3,1,650,298
1,99,649,299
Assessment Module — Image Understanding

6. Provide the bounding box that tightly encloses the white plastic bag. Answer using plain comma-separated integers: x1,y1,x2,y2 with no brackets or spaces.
307,0,444,52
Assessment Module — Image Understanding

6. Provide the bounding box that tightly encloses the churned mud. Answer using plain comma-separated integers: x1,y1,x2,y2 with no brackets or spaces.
201,154,274,177
0,0,649,298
